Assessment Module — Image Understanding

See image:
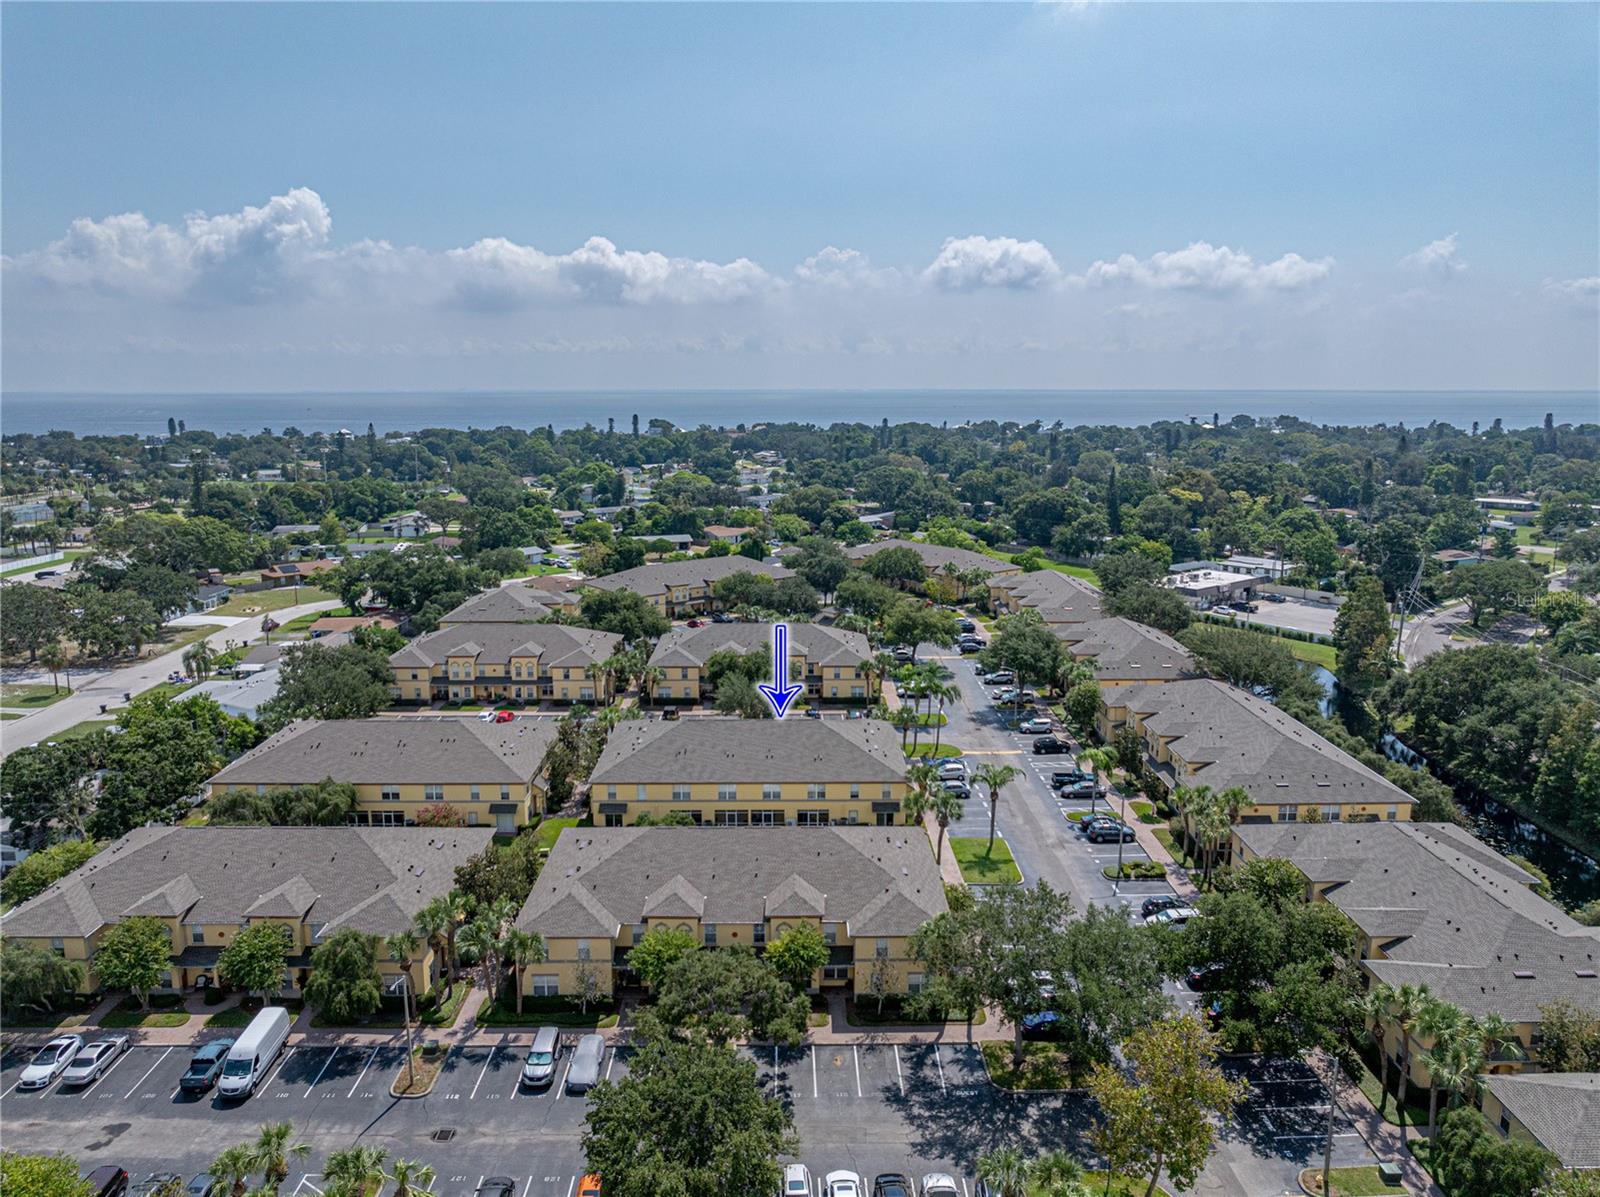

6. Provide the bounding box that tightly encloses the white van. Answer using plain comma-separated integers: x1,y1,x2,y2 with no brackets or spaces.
217,1006,291,1099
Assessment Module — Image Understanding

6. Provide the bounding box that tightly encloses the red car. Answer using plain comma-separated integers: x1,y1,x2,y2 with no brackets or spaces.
686,618,705,628
494,710,516,723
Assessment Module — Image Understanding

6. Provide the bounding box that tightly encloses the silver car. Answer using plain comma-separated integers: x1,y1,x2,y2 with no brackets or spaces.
564,1033,605,1093
17,1034,83,1089
521,1026,560,1087
60,1036,130,1087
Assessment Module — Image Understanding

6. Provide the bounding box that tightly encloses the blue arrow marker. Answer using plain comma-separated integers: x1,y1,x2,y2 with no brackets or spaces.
757,622,804,719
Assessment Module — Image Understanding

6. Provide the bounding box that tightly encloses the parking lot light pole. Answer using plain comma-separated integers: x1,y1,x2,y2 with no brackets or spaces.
390,975,415,1087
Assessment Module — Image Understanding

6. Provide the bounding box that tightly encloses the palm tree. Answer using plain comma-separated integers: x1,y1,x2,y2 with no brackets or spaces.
501,928,546,1014
1477,1013,1526,1069
321,1144,389,1197
869,651,899,699
929,681,959,753
411,899,451,988
974,762,1021,854
385,930,420,1015
39,642,67,694
207,1143,257,1197
1081,746,1116,819
1390,982,1433,1139
1417,998,1470,1140
385,1159,436,1197
929,787,964,865
1361,983,1398,1117
890,706,920,751
184,639,216,681
901,776,932,832
976,1146,1030,1197
1031,1151,1091,1197
639,665,665,706
458,917,504,998
249,1121,310,1190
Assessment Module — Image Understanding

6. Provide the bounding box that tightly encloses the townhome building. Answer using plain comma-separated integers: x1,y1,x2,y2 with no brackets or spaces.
438,582,582,625
587,717,908,827
581,556,793,617
647,622,873,705
516,826,947,998
1099,678,1414,825
1480,1074,1600,1171
988,570,1105,624
844,538,1015,591
0,826,490,998
1233,821,1600,1092
389,622,623,704
208,717,559,830
1053,616,1199,687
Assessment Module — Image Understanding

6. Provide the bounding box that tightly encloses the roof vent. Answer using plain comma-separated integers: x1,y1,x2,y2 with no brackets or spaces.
1513,969,1535,979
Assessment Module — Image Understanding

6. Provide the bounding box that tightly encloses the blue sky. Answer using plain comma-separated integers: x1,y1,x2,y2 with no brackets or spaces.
3,2,1596,393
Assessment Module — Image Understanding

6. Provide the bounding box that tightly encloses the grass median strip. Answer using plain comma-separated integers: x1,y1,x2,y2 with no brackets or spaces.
950,837,1022,884
1299,1166,1406,1196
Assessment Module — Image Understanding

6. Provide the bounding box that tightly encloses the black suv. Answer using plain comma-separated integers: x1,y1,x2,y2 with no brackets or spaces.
1032,735,1072,755
1140,895,1182,919
873,1176,914,1197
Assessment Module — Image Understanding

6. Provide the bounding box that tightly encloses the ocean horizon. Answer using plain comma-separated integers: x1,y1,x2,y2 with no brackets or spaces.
2,388,1595,438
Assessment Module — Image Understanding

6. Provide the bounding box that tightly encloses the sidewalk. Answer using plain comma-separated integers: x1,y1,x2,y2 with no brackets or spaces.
808,991,1008,1045
1308,1049,1443,1197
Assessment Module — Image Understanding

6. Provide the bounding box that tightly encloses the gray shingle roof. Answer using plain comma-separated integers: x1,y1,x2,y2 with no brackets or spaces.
0,826,493,941
589,717,907,786
1055,617,1199,682
518,827,947,938
843,538,1010,576
1233,821,1600,1022
583,556,792,599
440,585,572,624
649,622,870,670
210,717,559,786
391,621,622,670
991,570,1105,622
1103,678,1413,810
1484,1073,1600,1168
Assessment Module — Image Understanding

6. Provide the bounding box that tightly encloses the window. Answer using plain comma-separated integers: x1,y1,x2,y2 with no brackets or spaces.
1277,805,1298,823
846,810,859,825
1500,1112,1511,1134
718,784,737,802
832,667,841,680
750,810,779,826
190,925,205,944
576,939,591,961
672,784,691,802
530,975,559,997
797,810,829,826
49,937,65,954
880,785,892,801
704,925,717,946
823,964,851,981
752,924,766,946
762,784,782,802
875,938,889,958
470,786,481,802
851,685,865,698
907,973,925,994
376,810,403,827
808,783,827,801
424,784,444,802
875,811,896,827
501,785,511,801
714,810,749,826
606,785,617,801
380,787,401,803
636,784,647,802
1321,805,1341,822
1386,806,1398,822
849,784,860,801
680,667,690,680
631,925,645,945
310,923,327,942
823,924,838,945
467,811,479,826
604,812,624,827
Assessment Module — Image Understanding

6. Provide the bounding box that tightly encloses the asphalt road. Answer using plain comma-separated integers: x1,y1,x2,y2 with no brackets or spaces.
0,598,340,758
0,1033,1375,1195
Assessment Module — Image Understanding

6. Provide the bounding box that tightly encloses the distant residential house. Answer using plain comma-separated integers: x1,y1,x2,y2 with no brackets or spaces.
269,523,321,538
260,559,341,587
341,540,407,559
555,510,585,528
517,546,547,565
431,535,463,552
702,525,755,546
1431,548,1482,570
188,663,284,720
189,584,233,613
439,582,581,624
253,469,285,482
583,556,793,617
390,623,625,705
989,571,1104,624
383,511,436,538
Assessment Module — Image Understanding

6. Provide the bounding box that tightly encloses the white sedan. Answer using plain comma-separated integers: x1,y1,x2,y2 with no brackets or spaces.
17,1034,84,1089
824,1171,863,1197
780,1164,812,1197
59,1036,130,1087
921,1175,962,1197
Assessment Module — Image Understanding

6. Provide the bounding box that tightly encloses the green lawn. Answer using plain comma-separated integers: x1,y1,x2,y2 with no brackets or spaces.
1031,1176,1170,1197
212,586,337,617
134,680,197,704
534,816,580,852
147,623,224,657
1282,638,1338,670
476,993,619,1028
0,684,71,709
950,837,1022,884
1300,1166,1406,1196
982,549,1100,586
100,995,190,1029
0,712,23,721
1344,1048,1432,1131
982,1040,1079,1090
275,606,356,634
905,743,963,758
42,718,117,743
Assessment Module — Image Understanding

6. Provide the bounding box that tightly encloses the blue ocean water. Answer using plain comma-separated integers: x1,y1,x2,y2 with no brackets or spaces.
1,389,1595,437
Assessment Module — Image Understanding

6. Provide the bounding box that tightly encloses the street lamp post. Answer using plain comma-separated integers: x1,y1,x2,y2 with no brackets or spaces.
389,974,415,1088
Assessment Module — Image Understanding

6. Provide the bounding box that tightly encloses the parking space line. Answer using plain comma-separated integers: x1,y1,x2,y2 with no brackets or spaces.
79,1045,137,1098
893,1045,904,1096
811,1046,818,1099
604,1047,616,1081
520,1179,532,1197
346,1046,379,1098
123,1046,173,1100
555,1058,571,1099
934,1045,946,1094
853,1046,862,1098
470,1046,497,1099
260,1045,296,1092
565,1178,575,1197
304,1046,340,1098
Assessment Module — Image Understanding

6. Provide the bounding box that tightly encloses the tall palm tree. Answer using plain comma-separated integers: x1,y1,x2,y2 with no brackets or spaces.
411,899,451,988
870,651,899,700
39,642,67,694
1390,982,1433,1139
249,1121,310,1190
890,707,920,751
1030,1151,1091,1197
1362,983,1398,1117
1477,1013,1527,1069
1417,998,1470,1140
901,776,932,832
501,928,546,1014
320,1144,389,1197
639,665,665,706
207,1143,257,1197
974,762,1021,854
929,787,964,865
183,639,215,681
975,1146,1030,1197
385,1159,437,1197
458,917,504,998
1081,747,1116,819
929,681,960,753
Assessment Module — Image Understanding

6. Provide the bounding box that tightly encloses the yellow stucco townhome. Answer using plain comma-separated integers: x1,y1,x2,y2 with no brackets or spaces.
0,825,490,998
438,582,582,625
587,716,908,827
647,621,873,706
1097,677,1415,827
389,622,623,705
988,570,1104,624
582,556,793,618
209,717,559,831
1233,821,1600,1093
515,826,948,997
1480,1073,1600,1172
1052,616,1198,689
844,538,1015,595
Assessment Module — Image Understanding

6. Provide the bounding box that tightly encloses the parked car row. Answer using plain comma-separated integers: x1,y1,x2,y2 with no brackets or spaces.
785,1169,990,1197
82,1171,543,1197
18,1034,130,1090
518,1027,606,1094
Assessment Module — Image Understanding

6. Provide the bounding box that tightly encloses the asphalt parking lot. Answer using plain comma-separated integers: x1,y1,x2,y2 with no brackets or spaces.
1221,596,1340,639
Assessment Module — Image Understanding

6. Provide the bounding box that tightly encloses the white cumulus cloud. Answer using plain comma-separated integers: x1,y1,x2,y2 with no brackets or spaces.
1399,233,1466,278
922,234,1062,291
1082,241,1333,292
1542,276,1599,300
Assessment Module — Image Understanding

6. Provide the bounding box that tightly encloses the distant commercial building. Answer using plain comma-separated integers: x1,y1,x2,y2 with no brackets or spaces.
1163,567,1259,608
